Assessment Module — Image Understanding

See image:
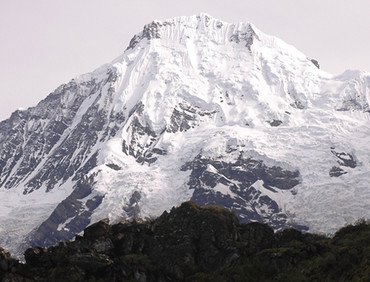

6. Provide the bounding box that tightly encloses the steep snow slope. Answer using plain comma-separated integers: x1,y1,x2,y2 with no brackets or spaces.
0,13,370,255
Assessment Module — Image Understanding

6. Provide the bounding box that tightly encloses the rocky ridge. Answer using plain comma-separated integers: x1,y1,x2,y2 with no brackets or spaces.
1,202,370,281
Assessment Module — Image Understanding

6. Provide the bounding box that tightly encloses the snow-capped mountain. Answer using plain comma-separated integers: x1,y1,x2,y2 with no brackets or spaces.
1,13,370,255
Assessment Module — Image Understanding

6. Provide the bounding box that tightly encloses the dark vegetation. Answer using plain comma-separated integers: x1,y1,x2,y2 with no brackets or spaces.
1,202,369,281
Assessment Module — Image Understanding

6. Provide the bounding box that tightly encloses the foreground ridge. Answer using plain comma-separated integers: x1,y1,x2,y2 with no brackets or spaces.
1,202,369,281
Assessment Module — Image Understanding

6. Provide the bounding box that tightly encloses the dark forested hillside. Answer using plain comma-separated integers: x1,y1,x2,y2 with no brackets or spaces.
1,202,369,281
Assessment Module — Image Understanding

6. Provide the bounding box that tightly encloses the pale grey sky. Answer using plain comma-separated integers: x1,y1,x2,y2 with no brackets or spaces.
0,0,369,120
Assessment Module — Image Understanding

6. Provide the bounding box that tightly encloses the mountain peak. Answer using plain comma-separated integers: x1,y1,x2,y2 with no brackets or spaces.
196,12,213,19
0,14,370,258
126,13,256,50
122,13,310,69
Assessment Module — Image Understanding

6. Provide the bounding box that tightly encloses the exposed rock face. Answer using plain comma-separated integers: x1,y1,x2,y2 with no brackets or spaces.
25,177,103,248
329,166,347,177
1,203,370,281
331,150,357,168
0,247,18,274
0,75,119,193
182,154,303,230
329,149,357,177
310,59,320,69
268,119,283,127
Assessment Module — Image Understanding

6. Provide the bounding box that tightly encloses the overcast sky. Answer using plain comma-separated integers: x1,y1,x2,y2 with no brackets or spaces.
0,0,369,120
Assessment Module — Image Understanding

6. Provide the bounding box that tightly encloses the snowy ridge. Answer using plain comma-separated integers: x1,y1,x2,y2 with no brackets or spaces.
0,14,370,256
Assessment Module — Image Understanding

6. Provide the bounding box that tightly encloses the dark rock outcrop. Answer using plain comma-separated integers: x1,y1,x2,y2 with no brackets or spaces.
182,154,302,230
310,59,320,69
0,247,18,274
267,119,283,127
331,150,357,168
0,69,124,194
329,149,357,177
25,175,103,249
329,166,347,177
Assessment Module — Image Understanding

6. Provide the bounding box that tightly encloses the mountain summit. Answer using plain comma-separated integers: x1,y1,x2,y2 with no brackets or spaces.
0,14,370,255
